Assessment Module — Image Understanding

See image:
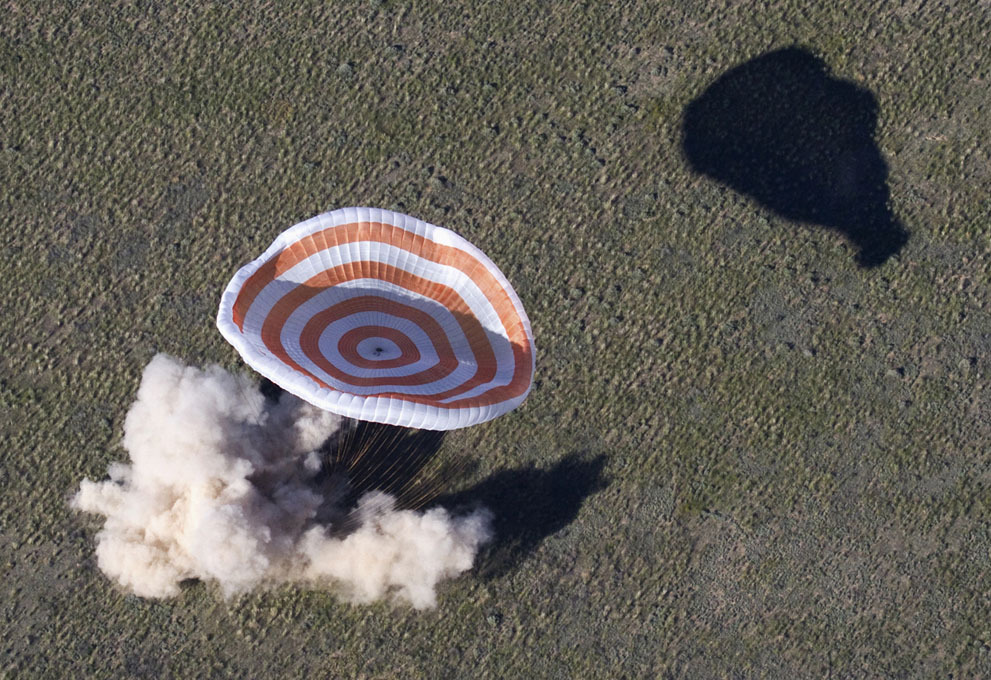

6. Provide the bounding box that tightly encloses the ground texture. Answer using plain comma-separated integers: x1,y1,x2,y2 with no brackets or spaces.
2,1,990,677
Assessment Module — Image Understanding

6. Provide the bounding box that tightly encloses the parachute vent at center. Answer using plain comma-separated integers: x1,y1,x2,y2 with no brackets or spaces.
217,207,535,430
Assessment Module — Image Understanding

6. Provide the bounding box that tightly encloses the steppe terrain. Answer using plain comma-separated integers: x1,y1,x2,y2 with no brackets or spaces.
2,1,989,677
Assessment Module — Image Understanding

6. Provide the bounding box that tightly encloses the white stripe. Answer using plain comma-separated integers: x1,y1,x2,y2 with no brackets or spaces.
277,282,495,396
293,308,442,378
234,207,531,359
243,243,504,345
217,207,534,430
240,249,517,393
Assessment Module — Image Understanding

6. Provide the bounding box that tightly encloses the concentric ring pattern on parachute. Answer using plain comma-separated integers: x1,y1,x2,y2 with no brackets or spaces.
217,207,536,430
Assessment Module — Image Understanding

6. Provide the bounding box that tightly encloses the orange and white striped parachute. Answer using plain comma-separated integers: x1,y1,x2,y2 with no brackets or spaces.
217,207,535,430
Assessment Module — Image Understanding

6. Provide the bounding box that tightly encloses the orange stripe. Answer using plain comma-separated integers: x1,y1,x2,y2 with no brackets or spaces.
338,326,420,370
299,296,456,385
232,221,529,354
261,263,510,403
233,221,533,407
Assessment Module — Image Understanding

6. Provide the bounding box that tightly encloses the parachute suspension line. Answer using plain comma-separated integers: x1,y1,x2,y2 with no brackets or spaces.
217,207,535,510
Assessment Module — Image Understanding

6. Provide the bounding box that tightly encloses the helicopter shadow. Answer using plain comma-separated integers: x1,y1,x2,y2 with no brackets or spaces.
682,46,908,267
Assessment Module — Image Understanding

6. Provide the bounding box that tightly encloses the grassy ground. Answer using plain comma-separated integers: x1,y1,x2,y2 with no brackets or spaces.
2,1,990,677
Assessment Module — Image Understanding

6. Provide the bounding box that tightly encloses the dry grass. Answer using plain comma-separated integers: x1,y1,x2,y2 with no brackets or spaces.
2,0,990,677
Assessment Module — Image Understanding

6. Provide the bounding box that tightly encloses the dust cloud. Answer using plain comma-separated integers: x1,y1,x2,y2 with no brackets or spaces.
73,354,491,609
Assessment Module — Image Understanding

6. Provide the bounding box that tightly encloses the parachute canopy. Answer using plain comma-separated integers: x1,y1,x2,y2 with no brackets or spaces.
217,207,535,430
